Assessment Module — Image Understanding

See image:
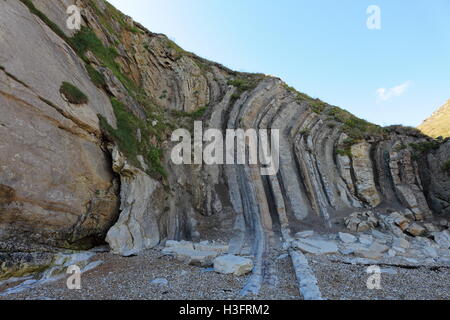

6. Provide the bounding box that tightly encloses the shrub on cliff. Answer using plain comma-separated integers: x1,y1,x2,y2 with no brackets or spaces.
59,82,88,104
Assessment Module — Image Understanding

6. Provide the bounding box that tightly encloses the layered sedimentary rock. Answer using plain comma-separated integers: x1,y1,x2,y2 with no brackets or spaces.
105,146,163,256
0,0,119,252
0,0,449,282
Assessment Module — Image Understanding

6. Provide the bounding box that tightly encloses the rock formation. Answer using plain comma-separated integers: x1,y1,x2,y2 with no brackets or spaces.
0,0,449,297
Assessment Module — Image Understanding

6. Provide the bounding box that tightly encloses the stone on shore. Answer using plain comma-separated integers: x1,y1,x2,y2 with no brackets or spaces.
213,255,253,276
406,223,426,237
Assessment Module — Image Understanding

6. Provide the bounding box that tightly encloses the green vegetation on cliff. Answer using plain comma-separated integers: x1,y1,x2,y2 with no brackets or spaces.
99,98,167,179
19,0,68,42
59,82,88,104
228,75,265,102
283,83,386,143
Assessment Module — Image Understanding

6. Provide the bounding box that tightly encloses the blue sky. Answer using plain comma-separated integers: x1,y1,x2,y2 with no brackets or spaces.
108,0,450,127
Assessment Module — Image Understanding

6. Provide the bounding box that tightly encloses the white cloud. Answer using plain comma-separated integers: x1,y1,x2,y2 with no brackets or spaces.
376,81,413,101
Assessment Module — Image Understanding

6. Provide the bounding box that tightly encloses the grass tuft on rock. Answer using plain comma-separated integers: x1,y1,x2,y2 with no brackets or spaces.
86,64,106,88
227,76,264,103
336,149,352,157
70,26,137,94
283,83,385,142
409,141,441,154
59,82,88,104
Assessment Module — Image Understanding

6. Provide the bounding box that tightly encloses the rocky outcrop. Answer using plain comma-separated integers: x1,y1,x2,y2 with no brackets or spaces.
105,146,162,256
0,0,449,298
0,0,119,252
350,142,381,207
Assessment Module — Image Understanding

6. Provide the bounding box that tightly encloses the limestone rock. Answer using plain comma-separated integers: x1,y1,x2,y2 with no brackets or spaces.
345,211,379,232
439,219,449,228
0,0,122,251
390,212,411,231
406,223,426,237
423,247,438,258
355,249,383,260
294,231,315,239
414,212,424,222
355,242,389,260
359,235,374,246
350,143,381,207
213,255,253,276
371,230,393,242
150,278,169,286
289,250,323,300
106,148,162,257
424,223,439,233
339,243,369,255
369,242,389,254
433,231,450,249
167,248,219,267
338,232,357,244
1,0,450,287
292,238,339,255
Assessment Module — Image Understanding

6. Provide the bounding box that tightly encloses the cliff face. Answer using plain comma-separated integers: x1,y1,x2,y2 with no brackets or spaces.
0,0,449,274
419,100,450,138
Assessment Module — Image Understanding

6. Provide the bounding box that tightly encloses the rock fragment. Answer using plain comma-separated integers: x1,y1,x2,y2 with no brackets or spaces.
213,255,253,276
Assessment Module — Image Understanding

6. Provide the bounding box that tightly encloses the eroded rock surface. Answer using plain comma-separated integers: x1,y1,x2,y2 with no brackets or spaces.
213,255,254,276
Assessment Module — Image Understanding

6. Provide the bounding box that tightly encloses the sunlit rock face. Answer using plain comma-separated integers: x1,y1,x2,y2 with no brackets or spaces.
419,100,450,138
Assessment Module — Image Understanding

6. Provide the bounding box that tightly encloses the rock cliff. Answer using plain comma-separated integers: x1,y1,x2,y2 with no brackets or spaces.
0,0,449,286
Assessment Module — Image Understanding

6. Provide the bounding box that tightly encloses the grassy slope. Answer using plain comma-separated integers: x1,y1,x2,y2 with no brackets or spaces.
418,100,450,138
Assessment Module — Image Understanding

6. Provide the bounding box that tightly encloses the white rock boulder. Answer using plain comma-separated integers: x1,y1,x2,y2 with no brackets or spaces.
165,247,219,267
194,241,229,254
433,231,450,249
406,223,426,237
393,237,411,249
